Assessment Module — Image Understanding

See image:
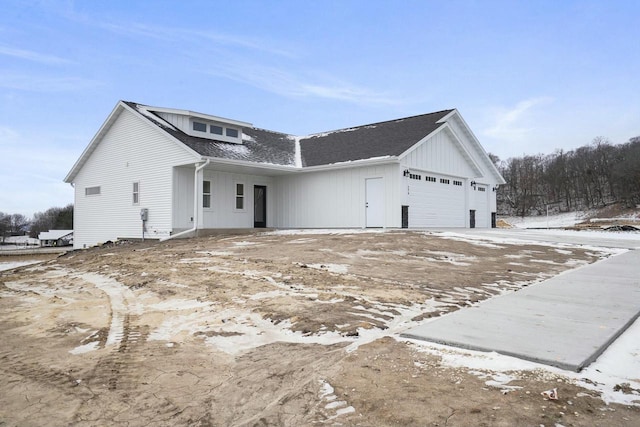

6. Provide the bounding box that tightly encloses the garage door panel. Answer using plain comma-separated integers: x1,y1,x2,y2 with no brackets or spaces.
408,174,465,228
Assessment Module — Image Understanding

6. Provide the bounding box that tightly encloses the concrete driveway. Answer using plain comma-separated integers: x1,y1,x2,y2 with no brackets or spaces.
404,229,640,371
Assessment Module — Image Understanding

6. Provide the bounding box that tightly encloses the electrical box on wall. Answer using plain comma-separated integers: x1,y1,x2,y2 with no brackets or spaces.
140,208,148,221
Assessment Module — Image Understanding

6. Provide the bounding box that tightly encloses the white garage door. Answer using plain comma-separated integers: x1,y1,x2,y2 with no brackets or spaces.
473,185,489,228
408,173,465,227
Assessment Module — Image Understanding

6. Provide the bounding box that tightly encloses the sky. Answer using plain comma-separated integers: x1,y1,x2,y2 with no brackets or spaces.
1,0,639,217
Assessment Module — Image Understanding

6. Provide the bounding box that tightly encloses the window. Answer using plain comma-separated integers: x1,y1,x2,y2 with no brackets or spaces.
210,125,223,135
478,187,486,192
193,121,207,132
425,176,436,182
440,178,450,184
226,128,239,138
453,180,462,186
409,173,421,180
203,180,211,208
85,186,101,196
132,182,139,205
235,183,244,210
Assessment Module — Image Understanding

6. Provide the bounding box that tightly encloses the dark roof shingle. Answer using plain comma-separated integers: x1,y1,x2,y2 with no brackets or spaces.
126,101,453,168
299,110,453,167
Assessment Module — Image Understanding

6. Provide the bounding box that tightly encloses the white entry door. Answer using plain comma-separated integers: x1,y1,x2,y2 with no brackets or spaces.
366,178,384,227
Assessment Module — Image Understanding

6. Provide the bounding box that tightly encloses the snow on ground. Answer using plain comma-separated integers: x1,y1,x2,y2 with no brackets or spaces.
0,260,42,271
503,211,590,228
407,314,640,406
263,228,391,236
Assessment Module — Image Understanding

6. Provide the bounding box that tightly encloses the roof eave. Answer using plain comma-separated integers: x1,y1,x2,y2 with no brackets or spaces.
64,101,126,183
302,156,399,172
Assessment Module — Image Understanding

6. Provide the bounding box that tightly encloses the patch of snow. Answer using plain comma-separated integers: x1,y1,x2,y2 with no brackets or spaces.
216,142,249,155
137,107,177,130
0,260,42,271
305,263,349,274
78,272,138,346
263,228,392,236
241,132,255,142
504,211,589,229
292,136,302,168
195,250,234,256
406,314,640,407
232,241,259,246
147,299,213,311
69,341,100,355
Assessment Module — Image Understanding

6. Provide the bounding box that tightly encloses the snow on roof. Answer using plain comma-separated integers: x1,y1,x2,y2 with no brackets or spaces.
125,101,457,168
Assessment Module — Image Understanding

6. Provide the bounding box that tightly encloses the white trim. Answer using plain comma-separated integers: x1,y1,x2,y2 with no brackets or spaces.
234,181,246,212
398,123,484,177
132,181,140,205
202,179,212,210
144,105,252,128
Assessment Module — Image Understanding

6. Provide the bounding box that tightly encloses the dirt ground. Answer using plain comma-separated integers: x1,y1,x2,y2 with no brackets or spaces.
1,230,638,426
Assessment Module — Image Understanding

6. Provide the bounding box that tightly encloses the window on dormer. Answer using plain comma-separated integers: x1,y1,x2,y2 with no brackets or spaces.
226,128,239,138
193,121,207,132
210,125,223,135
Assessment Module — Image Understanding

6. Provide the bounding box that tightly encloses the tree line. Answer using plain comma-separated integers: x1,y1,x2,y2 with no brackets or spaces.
494,136,640,216
0,204,73,243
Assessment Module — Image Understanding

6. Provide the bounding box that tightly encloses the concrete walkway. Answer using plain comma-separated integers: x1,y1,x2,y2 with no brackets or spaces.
403,250,640,371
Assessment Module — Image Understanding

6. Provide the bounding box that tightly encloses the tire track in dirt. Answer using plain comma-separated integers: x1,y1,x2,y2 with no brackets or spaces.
70,272,189,425
0,350,90,398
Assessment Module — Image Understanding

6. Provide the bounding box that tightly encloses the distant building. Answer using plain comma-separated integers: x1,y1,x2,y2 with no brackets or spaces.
38,230,73,247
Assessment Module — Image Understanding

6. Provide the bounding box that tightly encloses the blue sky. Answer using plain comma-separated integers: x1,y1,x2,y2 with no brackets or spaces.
1,0,639,217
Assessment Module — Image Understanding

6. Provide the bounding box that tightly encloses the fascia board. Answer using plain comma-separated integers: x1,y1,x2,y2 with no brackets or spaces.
451,112,506,184
398,123,484,177
437,109,458,123
202,155,399,174
301,156,399,173
147,105,252,128
202,156,299,173
122,102,203,161
64,101,124,183
442,124,485,177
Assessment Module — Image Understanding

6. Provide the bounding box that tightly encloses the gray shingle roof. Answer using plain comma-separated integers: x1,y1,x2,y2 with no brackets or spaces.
125,101,453,168
299,110,453,167
125,102,296,166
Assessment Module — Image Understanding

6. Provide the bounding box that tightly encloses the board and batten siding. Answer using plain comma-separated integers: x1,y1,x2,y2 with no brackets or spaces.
73,108,197,248
156,112,190,133
402,128,476,179
272,163,401,228
201,170,274,228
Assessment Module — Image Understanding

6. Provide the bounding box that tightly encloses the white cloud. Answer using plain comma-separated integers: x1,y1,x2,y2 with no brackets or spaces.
0,74,101,92
101,22,296,58
205,62,398,106
0,44,70,65
483,97,554,141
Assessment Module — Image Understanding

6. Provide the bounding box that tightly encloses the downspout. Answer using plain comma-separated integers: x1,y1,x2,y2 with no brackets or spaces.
160,159,210,241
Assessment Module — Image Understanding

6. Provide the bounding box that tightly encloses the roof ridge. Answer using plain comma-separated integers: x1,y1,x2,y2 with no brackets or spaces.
303,109,455,138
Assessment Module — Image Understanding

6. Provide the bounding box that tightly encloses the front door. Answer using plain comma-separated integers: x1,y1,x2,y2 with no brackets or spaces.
365,178,384,228
254,185,267,228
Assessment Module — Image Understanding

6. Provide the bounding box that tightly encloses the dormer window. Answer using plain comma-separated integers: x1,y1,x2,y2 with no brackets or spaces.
193,121,207,132
150,108,251,144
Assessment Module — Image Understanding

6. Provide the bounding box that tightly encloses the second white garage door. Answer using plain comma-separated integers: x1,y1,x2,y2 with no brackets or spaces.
408,173,466,227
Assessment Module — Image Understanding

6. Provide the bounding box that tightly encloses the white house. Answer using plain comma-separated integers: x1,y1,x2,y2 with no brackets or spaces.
38,230,73,247
64,101,505,249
